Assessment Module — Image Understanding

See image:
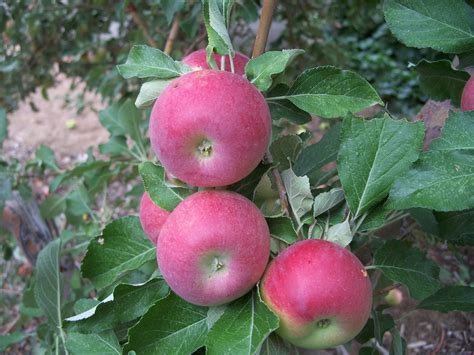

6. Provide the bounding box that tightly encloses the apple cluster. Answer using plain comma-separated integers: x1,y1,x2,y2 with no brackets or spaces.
138,50,372,349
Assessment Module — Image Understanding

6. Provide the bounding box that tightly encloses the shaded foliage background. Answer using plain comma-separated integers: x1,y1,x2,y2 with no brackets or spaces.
1,0,432,116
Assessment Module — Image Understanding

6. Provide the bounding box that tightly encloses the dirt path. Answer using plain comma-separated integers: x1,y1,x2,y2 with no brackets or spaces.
4,76,108,162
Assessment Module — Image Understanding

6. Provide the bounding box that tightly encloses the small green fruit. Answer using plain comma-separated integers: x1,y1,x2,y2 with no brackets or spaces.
385,288,403,306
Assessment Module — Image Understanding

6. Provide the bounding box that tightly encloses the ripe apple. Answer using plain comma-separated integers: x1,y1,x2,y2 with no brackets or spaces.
261,239,372,349
139,192,170,244
461,75,474,111
157,190,270,306
149,69,271,187
182,48,249,75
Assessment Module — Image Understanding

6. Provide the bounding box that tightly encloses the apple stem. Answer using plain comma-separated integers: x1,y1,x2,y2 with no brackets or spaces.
228,49,235,74
220,55,226,71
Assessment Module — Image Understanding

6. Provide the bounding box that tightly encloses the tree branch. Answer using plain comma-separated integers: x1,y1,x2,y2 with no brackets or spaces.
164,14,181,55
127,4,158,48
251,0,277,58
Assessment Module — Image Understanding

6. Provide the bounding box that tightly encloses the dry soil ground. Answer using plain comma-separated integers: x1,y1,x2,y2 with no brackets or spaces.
4,76,108,162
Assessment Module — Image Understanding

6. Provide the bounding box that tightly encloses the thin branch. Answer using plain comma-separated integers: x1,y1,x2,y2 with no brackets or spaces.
1,313,20,335
164,14,181,55
431,328,446,355
127,4,158,48
251,0,277,58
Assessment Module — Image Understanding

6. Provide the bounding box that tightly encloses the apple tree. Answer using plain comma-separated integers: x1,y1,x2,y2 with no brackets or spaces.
1,0,474,354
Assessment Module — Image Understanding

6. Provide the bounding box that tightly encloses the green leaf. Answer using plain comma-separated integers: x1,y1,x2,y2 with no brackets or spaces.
326,219,352,247
0,107,7,146
282,169,313,225
373,308,395,345
0,332,28,352
294,123,341,177
267,85,311,124
458,50,474,69
356,307,395,344
117,45,191,79
422,171,474,217
99,103,125,136
74,299,100,314
66,279,169,333
267,100,312,125
40,194,67,219
429,111,474,151
270,135,302,171
358,207,387,231
313,187,345,218
409,208,439,235
124,293,208,354
436,209,474,245
206,290,279,355
259,334,293,354
237,0,259,22
269,66,382,118
161,0,185,24
229,162,274,200
417,286,474,312
139,162,193,211
387,111,474,212
338,115,424,217
118,99,146,154
206,306,226,329
99,136,130,157
372,240,441,300
267,217,298,244
36,145,59,171
384,0,474,53
34,239,63,327
66,185,91,216
81,216,156,290
50,161,110,192
254,175,284,218
245,50,304,91
390,327,407,355
135,79,172,109
66,331,121,355
415,59,470,106
202,0,235,59
359,347,378,355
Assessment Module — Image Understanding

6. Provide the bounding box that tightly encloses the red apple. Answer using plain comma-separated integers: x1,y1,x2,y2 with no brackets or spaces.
149,69,271,187
461,75,474,111
157,190,270,306
182,48,249,75
261,239,372,349
139,192,170,244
